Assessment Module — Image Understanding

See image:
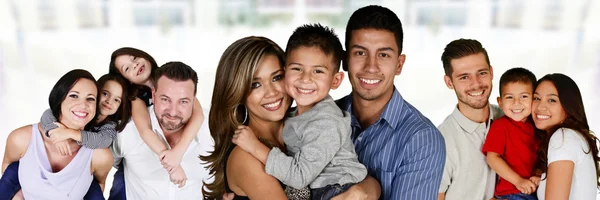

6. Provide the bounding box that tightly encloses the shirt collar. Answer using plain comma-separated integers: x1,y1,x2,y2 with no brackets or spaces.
341,87,405,130
148,106,165,137
451,104,498,133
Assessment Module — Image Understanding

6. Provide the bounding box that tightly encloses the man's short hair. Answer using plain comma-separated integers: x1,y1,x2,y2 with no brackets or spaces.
499,67,537,95
345,5,404,54
441,38,491,77
285,23,344,72
153,62,198,94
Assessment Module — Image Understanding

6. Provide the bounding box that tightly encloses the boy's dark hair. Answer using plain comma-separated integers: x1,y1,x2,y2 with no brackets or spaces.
153,61,199,94
96,74,132,132
441,38,491,76
344,5,403,71
498,67,537,96
49,69,98,122
286,23,344,72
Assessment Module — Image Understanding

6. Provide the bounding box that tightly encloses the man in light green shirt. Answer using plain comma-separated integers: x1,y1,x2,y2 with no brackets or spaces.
436,39,504,200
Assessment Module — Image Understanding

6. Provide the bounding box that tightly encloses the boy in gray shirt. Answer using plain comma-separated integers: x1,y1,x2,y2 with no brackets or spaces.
233,24,367,200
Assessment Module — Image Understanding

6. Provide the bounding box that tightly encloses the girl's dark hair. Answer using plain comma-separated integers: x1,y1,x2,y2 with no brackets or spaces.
108,47,159,100
48,69,98,125
533,73,600,187
96,74,132,132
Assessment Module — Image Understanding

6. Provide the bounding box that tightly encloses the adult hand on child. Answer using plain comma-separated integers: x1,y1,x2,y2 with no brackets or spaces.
331,184,369,200
515,178,536,194
529,176,541,187
54,140,72,156
169,165,187,188
221,193,234,200
160,149,183,173
232,125,260,155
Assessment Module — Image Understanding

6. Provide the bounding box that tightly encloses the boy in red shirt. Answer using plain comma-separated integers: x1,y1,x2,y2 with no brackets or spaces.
482,67,540,200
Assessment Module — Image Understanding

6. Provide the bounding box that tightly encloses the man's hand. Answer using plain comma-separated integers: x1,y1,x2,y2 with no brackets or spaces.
331,184,369,200
169,165,187,188
515,178,536,194
232,125,261,155
160,149,183,173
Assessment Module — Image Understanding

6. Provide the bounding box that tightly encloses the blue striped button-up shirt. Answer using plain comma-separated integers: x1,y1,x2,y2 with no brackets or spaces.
336,88,446,200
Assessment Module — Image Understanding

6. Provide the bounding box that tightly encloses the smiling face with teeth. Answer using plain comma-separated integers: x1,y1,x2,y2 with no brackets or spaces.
497,82,533,122
59,78,98,130
532,80,567,131
285,46,344,114
347,29,405,103
245,55,291,124
444,53,493,110
115,54,153,86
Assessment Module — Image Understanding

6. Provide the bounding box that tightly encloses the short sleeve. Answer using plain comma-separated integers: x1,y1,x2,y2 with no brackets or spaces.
482,119,507,156
547,128,586,164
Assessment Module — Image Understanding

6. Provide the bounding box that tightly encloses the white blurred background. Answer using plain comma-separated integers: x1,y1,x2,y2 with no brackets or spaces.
0,0,598,198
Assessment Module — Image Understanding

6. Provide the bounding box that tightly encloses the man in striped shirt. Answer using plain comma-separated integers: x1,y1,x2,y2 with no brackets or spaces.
336,5,446,200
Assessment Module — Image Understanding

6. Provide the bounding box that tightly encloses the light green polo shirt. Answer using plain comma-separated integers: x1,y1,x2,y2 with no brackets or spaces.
438,105,503,200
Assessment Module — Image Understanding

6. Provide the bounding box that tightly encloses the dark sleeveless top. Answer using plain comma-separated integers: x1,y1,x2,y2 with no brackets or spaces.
224,147,311,200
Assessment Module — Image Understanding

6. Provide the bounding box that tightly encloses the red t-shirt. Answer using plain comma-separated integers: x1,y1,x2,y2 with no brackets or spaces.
482,116,539,196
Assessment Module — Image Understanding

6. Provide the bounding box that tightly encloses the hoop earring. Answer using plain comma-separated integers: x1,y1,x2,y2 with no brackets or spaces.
237,104,248,124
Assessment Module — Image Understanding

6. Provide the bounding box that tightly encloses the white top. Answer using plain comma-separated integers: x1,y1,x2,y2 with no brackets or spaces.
19,123,94,200
437,105,503,200
111,106,214,200
537,128,597,200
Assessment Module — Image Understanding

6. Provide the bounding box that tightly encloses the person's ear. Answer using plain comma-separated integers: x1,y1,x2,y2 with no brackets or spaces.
395,54,406,75
331,72,344,89
444,75,454,90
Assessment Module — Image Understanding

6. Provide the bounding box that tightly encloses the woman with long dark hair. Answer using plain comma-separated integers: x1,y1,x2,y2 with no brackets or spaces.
532,73,599,199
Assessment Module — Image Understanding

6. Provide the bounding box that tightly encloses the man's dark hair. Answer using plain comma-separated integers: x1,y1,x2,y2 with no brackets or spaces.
499,67,537,96
441,38,491,76
153,62,198,94
286,23,344,72
345,5,404,70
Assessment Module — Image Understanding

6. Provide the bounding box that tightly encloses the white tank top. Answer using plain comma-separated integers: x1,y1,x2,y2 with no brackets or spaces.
18,123,94,199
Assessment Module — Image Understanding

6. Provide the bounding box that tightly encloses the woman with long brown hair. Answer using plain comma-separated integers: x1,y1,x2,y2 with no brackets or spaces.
201,36,380,200
532,73,599,200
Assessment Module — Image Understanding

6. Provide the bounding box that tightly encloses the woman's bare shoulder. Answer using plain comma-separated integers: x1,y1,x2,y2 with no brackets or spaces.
226,146,286,199
7,125,33,148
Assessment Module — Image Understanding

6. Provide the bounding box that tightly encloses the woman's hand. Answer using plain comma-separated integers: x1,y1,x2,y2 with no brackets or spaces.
529,176,541,187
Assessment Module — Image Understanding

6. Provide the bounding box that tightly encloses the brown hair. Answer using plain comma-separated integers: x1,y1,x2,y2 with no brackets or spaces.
108,47,160,100
199,36,285,199
441,38,491,76
96,74,132,132
533,73,600,187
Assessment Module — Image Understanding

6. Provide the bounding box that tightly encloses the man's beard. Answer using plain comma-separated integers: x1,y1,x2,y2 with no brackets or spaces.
159,114,187,131
456,86,490,109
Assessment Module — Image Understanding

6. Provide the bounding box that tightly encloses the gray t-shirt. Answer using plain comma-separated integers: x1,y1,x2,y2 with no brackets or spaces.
437,105,503,200
265,95,368,189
